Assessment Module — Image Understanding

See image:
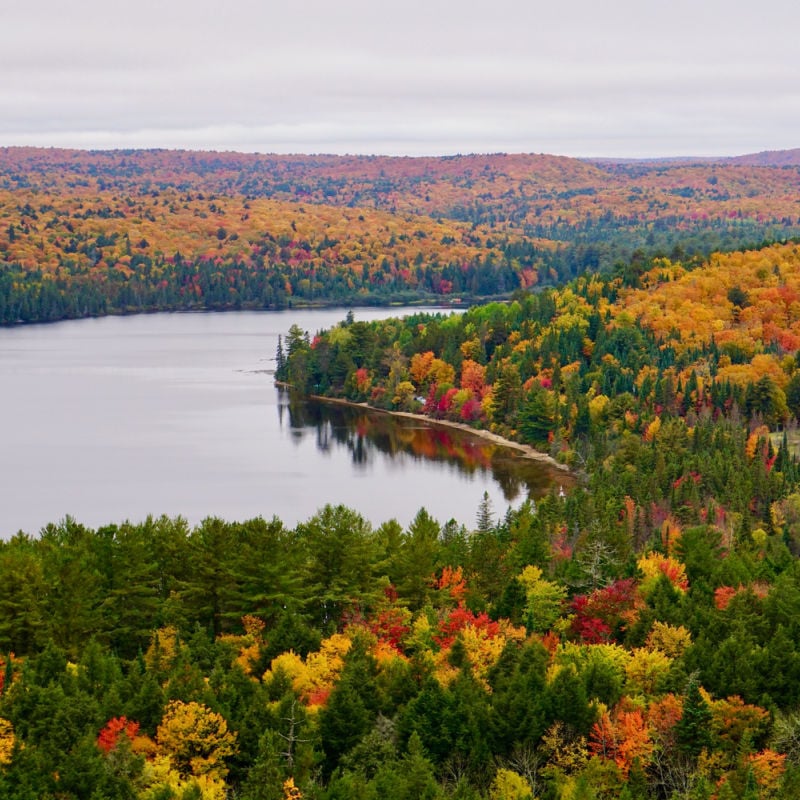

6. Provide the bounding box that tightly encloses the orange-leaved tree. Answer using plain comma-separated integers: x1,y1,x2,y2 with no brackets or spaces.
97,716,140,754
589,707,654,777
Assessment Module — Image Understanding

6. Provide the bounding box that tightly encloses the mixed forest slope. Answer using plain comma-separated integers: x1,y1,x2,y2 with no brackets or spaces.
6,239,800,796
723,149,800,167
2,147,800,323
281,240,800,438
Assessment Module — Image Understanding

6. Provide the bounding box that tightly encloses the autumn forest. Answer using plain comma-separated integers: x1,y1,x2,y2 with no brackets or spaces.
3,147,800,799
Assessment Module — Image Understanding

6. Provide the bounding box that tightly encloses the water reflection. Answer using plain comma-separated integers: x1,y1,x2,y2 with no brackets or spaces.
279,389,565,503
2,307,559,535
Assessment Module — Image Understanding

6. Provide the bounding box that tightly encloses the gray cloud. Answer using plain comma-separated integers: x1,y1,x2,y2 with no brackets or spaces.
2,0,798,157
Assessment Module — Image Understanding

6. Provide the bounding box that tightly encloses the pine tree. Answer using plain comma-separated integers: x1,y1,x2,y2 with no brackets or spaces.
676,678,712,758
276,335,287,381
398,732,442,800
476,492,495,533
318,680,372,777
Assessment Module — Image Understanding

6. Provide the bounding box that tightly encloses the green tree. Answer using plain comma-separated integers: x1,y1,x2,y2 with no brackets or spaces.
476,492,495,533
518,387,557,447
394,509,441,610
0,534,47,655
285,324,313,392
97,522,161,657
676,678,712,758
297,505,380,628
745,376,788,425
396,731,442,799
275,335,287,381
38,518,105,657
318,680,373,777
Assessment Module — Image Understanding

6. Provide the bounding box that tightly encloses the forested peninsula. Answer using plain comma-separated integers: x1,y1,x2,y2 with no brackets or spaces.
308,394,572,472
4,148,800,799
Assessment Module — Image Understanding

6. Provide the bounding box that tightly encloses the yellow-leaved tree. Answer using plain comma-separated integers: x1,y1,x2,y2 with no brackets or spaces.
262,632,352,706
283,777,303,799
637,553,688,595
645,621,692,658
0,717,16,765
518,565,567,633
489,767,532,800
625,647,673,698
156,700,237,780
144,625,184,677
140,757,227,800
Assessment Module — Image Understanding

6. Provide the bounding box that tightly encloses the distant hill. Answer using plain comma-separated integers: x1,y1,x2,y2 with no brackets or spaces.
2,146,799,324
587,147,800,168
723,148,800,166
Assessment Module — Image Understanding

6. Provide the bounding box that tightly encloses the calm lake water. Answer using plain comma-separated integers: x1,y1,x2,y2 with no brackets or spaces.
0,309,563,537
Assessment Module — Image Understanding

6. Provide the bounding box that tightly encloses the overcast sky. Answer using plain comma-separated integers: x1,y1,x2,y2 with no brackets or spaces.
2,0,798,158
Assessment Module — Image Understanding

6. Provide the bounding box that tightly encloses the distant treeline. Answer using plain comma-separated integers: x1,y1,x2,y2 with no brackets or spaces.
2,147,800,324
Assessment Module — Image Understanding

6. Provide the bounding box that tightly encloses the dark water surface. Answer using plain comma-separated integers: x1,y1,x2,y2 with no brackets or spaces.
0,309,563,536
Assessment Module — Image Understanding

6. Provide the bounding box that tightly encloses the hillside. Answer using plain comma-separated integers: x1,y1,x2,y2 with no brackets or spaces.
3,147,798,239
725,148,800,167
0,188,544,322
2,147,800,323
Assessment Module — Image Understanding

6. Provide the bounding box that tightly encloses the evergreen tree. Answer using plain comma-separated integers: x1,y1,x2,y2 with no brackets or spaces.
275,335,287,382
676,678,712,758
395,509,441,610
475,492,495,533
318,681,373,777
396,731,442,800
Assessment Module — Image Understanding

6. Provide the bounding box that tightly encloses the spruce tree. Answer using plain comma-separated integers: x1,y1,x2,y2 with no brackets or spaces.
275,335,287,381
676,678,712,758
476,492,495,533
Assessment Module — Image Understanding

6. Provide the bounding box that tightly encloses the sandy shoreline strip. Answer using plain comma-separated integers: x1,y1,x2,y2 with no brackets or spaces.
307,392,572,474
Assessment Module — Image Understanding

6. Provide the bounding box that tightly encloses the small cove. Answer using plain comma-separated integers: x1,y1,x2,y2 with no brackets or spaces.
0,308,564,536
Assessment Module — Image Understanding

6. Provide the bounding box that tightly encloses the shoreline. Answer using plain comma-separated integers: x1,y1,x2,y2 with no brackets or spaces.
305,392,572,475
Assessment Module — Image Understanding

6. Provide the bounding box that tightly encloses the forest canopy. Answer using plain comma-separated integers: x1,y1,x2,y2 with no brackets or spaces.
2,494,800,799
2,148,799,324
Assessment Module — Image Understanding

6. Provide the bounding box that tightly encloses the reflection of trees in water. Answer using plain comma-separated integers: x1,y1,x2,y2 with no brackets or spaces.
283,391,373,467
490,453,556,502
493,464,524,503
279,390,562,499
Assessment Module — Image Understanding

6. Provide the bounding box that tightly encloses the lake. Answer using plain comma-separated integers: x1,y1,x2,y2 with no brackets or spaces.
0,308,564,536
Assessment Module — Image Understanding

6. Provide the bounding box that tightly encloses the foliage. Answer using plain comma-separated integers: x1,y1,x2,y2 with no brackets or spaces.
6,148,800,797
0,497,798,796
3,148,800,325
156,700,237,779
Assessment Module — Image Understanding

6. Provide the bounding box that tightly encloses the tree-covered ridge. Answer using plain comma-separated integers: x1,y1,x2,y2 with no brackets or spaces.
3,498,800,799
3,147,800,323
719,148,800,167
4,237,800,798
0,186,545,322
2,148,799,237
262,240,800,797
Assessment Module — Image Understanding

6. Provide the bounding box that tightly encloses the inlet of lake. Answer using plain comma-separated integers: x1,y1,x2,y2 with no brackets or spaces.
0,308,567,537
